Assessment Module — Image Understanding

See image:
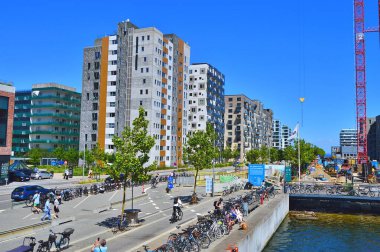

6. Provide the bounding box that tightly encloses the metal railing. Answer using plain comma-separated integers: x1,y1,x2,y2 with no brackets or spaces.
286,183,380,197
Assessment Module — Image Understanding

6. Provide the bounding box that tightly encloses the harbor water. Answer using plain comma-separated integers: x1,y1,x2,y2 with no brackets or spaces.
264,212,380,252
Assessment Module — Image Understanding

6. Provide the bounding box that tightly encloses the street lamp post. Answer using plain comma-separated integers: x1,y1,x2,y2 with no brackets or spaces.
82,143,86,181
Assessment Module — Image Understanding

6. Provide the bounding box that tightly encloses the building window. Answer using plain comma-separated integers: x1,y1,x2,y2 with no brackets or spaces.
91,134,97,141
93,82,99,90
147,35,150,40
143,79,146,84
140,90,143,95
93,93,99,100
110,81,116,86
87,63,91,70
92,124,97,130
141,46,144,52
146,67,149,73
94,62,100,70
140,100,143,106
94,72,100,79
92,103,98,110
110,92,116,96
146,89,148,94
111,71,117,75
110,102,116,107
92,113,98,121
86,93,89,101
144,57,147,62
141,68,143,73
95,52,101,59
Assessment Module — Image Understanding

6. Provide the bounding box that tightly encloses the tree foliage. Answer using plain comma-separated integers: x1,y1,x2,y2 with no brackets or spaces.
246,149,260,164
184,123,217,202
111,107,156,217
27,148,43,166
222,146,233,162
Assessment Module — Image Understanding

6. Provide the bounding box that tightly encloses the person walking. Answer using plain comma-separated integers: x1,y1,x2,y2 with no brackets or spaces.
41,198,51,221
242,198,249,217
91,238,108,252
53,197,60,219
32,192,41,213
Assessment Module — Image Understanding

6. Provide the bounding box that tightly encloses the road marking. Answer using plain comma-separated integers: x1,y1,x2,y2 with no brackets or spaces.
150,200,154,202
162,201,170,204
145,186,151,193
0,199,11,203
22,213,34,220
152,203,156,206
73,195,90,209
190,209,195,212
108,191,118,201
155,207,160,209
144,212,151,215
138,202,153,206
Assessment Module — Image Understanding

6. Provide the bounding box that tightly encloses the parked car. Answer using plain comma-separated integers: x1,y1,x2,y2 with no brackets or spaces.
14,168,34,177
31,170,53,180
11,185,52,201
8,170,31,182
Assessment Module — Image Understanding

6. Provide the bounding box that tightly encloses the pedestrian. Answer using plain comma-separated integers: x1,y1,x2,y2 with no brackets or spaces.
32,192,41,213
91,238,108,252
53,197,60,219
64,169,69,180
41,198,51,221
242,198,249,217
88,169,93,179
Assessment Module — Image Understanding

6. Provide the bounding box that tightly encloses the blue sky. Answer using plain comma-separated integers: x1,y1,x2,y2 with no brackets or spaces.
1,0,379,152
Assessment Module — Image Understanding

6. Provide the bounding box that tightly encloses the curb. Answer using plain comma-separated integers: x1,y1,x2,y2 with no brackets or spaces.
0,221,51,239
109,193,148,209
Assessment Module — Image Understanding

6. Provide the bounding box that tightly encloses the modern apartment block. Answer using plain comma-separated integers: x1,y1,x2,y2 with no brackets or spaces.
0,82,15,183
188,63,225,149
272,120,281,149
30,83,81,151
12,90,32,155
367,116,380,161
224,94,273,162
80,20,190,167
281,124,291,149
340,129,357,158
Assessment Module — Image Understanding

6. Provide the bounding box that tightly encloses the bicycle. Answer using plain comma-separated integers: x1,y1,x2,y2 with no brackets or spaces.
170,205,183,223
35,228,74,252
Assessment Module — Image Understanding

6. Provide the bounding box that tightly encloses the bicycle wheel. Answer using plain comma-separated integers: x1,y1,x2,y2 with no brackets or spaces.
269,192,275,199
198,234,211,249
60,237,69,248
178,210,183,221
25,196,34,207
184,241,199,252
37,244,49,252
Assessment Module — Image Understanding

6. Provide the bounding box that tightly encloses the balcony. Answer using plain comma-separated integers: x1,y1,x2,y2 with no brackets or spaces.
31,113,80,120
31,104,80,111
30,130,79,136
31,95,81,104
30,121,80,128
29,139,79,144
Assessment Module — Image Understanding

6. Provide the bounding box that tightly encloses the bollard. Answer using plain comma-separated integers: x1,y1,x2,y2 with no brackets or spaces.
142,183,145,194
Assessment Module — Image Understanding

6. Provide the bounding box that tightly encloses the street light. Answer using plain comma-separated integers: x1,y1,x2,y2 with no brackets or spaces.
82,125,88,181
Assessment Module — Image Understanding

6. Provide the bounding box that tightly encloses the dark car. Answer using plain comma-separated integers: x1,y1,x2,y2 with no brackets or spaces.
105,173,124,184
11,185,52,201
8,170,31,182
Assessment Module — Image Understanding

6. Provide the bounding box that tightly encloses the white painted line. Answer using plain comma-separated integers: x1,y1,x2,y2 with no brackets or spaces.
0,209,5,213
144,212,151,215
139,202,153,206
152,203,156,206
162,213,167,216
108,191,118,201
73,195,90,209
162,201,170,204
22,213,34,220
150,200,154,202
190,209,195,212
0,199,11,203
155,207,160,209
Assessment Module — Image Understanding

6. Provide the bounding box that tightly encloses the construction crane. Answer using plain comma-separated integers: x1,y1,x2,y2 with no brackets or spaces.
353,0,380,164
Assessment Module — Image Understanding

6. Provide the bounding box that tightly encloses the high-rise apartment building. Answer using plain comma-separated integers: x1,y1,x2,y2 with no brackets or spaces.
272,120,281,149
340,129,357,158
367,117,377,160
0,82,15,184
281,125,291,149
30,83,81,151
12,90,31,155
224,94,273,162
188,63,225,149
80,20,190,167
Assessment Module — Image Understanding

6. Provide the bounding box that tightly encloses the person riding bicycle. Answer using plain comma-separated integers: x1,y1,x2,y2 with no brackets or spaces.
172,197,182,219
154,173,159,185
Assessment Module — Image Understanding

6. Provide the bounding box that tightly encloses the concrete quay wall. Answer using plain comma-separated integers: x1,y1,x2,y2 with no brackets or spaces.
290,194,380,214
212,193,289,252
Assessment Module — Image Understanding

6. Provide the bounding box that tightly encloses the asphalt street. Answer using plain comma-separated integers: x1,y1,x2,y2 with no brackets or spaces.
0,181,220,251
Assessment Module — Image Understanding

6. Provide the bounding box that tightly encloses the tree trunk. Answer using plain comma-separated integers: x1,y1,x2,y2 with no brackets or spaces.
191,168,199,204
120,177,127,226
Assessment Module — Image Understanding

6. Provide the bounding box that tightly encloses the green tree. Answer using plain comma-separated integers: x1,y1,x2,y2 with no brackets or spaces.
112,107,156,221
259,146,269,164
246,149,260,164
232,148,240,160
184,123,217,203
64,148,79,167
28,148,43,166
222,146,233,162
53,147,65,161
269,148,279,162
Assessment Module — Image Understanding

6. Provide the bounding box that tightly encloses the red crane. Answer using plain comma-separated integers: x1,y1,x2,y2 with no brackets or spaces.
354,0,380,164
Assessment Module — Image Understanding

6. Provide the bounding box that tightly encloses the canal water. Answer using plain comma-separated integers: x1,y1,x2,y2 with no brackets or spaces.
264,212,380,252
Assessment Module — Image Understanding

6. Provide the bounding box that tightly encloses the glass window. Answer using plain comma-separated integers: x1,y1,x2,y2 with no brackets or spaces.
0,96,9,146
